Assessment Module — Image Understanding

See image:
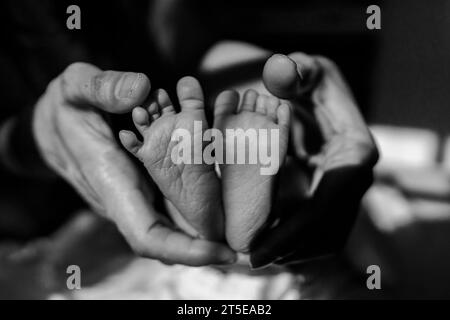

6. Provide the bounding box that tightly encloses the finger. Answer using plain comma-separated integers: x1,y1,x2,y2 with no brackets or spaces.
61,62,151,113
286,54,378,168
287,52,323,95
310,56,369,136
249,165,373,268
263,53,321,99
107,177,237,266
309,56,380,170
89,149,237,266
58,106,236,266
289,117,308,159
263,52,376,166
267,52,368,139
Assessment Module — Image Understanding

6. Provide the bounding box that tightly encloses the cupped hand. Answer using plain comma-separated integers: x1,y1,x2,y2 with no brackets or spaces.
249,53,379,268
32,62,236,266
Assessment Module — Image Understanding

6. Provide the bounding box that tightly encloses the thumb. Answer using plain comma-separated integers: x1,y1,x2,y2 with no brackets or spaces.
60,62,151,114
263,53,321,99
310,56,369,135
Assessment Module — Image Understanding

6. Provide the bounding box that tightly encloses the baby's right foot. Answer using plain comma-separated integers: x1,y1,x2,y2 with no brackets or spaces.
119,77,224,241
214,90,291,252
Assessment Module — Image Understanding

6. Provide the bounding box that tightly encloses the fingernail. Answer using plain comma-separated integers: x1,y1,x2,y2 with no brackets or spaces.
117,73,142,99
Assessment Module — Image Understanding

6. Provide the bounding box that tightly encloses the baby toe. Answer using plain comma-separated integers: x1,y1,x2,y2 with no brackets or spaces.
132,107,151,134
119,130,142,155
239,89,258,112
214,90,239,117
277,103,292,129
265,96,280,122
147,101,161,120
155,89,175,115
255,95,268,115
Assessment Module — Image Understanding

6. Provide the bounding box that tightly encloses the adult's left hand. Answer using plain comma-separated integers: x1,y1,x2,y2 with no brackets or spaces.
249,53,379,268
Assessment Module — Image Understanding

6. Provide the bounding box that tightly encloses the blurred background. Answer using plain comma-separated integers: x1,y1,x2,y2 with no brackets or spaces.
1,0,450,299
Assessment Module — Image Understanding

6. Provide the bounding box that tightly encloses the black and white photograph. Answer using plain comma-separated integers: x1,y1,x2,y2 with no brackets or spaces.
0,0,449,303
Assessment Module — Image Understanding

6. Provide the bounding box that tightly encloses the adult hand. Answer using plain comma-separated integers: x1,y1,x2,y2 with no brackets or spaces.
249,53,379,268
32,62,236,266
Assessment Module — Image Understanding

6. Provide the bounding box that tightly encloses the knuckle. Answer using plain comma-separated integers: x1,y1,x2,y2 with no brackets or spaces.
63,62,90,78
342,134,379,167
60,62,91,99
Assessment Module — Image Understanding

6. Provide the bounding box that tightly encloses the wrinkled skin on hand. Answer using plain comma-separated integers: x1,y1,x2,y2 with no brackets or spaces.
32,62,236,266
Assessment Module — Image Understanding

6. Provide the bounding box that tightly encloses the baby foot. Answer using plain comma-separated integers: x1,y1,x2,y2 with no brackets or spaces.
119,77,224,241
214,89,291,252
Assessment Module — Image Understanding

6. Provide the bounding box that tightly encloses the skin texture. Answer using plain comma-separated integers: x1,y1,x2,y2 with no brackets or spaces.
119,77,225,241
32,62,236,266
213,89,291,253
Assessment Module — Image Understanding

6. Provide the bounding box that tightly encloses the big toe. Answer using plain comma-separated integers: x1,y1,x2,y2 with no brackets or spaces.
177,76,205,111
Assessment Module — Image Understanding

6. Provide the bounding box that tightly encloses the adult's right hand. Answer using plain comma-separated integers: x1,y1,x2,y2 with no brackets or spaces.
32,62,236,266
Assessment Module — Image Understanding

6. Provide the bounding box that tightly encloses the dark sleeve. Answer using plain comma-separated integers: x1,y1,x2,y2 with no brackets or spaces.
0,0,88,177
0,0,160,177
